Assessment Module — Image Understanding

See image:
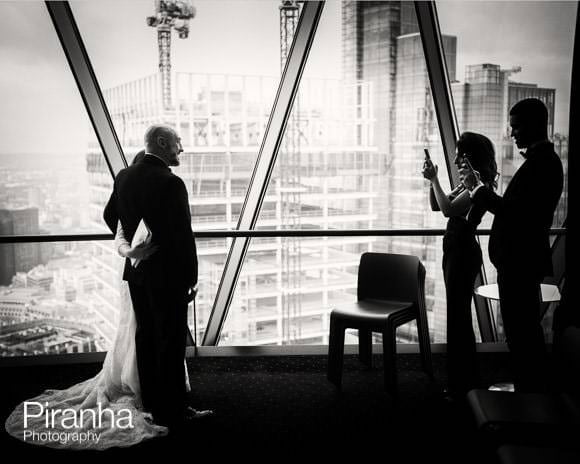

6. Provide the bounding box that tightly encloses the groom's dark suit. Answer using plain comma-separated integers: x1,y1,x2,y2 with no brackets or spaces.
104,154,198,425
472,141,563,391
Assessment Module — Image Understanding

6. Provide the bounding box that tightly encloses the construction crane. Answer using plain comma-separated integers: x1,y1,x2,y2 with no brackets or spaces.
147,0,195,110
279,0,302,343
280,1,300,70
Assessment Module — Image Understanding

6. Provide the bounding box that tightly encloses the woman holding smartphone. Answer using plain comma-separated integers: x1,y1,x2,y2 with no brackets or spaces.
422,132,497,401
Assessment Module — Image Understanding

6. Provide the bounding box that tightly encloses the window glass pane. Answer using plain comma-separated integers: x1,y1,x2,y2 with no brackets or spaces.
0,1,109,243
71,0,281,341
223,2,453,345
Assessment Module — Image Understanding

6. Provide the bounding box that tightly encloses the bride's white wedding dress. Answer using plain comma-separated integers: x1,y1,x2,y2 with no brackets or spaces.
4,227,191,450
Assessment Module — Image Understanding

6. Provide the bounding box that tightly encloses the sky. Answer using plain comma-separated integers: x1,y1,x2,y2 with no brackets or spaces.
0,0,576,156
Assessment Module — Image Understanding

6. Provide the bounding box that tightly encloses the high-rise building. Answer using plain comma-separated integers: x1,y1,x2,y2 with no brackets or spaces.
0,208,42,285
342,1,419,167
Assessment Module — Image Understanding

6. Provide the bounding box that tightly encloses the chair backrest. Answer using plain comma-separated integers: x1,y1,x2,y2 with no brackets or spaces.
357,252,426,308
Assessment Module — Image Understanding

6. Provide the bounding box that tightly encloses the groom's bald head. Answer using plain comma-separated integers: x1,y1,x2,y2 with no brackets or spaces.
145,124,175,152
144,124,183,166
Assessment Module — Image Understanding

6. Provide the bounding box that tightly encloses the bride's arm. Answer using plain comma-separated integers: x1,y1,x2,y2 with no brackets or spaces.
114,222,132,258
115,222,158,261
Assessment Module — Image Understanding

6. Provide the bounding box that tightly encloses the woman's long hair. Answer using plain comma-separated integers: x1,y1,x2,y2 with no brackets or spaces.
457,132,498,189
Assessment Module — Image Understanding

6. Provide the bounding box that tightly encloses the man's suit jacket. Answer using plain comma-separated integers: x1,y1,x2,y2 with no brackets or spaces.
472,141,563,279
103,155,198,290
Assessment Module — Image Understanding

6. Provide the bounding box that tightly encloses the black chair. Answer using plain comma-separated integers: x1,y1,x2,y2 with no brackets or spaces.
327,252,433,393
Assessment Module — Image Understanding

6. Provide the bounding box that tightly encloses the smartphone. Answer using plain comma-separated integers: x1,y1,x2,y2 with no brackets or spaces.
423,148,431,161
462,157,476,173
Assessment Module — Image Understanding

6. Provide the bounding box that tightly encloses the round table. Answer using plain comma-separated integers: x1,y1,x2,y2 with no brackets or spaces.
475,283,561,303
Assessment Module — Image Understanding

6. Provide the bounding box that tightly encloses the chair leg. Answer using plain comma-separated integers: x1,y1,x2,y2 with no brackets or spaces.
327,317,345,387
416,313,433,378
358,329,372,367
382,325,397,394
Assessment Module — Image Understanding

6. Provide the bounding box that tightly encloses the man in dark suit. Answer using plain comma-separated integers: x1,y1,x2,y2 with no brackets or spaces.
104,124,201,427
462,98,563,392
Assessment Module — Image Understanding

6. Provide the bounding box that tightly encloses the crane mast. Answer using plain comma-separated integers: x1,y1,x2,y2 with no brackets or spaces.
147,0,195,110
279,1,302,343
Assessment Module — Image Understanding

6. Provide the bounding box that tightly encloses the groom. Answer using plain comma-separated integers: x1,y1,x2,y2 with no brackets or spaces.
104,124,203,428
461,98,563,393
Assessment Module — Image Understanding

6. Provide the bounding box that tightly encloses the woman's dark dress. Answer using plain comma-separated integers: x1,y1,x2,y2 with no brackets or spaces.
432,185,486,395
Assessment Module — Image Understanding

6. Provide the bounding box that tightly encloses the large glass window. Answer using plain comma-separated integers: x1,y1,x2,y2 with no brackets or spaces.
1,1,573,353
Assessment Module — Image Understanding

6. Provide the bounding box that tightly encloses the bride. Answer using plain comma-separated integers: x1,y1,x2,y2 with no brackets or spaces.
4,152,201,450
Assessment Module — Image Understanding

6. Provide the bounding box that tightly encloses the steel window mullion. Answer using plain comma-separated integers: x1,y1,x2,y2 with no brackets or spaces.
415,2,496,342
202,1,325,346
45,1,126,177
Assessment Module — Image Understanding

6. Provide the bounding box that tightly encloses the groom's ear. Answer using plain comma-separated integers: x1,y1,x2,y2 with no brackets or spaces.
157,135,167,149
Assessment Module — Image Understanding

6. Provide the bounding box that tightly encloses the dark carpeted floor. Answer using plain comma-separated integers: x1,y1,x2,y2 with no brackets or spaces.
0,352,514,461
